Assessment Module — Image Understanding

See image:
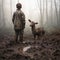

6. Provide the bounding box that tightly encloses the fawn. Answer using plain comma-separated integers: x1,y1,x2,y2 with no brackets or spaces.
28,19,45,40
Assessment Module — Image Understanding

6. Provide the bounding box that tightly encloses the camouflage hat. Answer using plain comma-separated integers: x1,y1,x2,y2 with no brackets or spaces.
16,3,22,8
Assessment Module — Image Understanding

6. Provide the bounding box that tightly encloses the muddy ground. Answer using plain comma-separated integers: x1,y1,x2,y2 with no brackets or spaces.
0,32,60,60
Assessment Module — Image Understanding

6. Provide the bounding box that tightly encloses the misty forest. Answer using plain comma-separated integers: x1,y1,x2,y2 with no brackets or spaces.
0,0,60,60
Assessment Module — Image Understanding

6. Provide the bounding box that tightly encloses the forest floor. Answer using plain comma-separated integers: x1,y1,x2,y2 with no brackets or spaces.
0,32,60,60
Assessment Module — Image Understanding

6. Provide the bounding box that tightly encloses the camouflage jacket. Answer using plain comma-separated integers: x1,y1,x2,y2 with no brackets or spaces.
12,9,25,30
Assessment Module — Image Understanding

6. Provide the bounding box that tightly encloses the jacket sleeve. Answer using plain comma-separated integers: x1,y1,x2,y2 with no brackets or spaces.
21,12,25,29
21,12,25,24
12,12,15,24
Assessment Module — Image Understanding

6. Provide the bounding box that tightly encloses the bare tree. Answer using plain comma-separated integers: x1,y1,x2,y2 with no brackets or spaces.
37,0,43,27
10,0,12,16
59,0,60,27
2,0,5,27
46,0,48,26
54,0,58,27
50,0,53,27
0,0,2,28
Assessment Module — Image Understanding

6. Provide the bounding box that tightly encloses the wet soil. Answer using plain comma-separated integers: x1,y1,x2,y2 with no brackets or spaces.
0,32,60,60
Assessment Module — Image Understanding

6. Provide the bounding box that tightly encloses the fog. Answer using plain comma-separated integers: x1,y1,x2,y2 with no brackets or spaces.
0,0,60,35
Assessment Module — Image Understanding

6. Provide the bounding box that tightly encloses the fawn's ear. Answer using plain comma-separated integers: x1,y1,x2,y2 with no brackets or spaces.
28,19,31,22
35,22,38,24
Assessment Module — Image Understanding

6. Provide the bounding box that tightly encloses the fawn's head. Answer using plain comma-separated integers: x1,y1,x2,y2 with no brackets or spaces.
28,19,38,27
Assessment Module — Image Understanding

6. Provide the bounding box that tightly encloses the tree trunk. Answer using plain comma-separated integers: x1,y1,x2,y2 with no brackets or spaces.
2,0,5,28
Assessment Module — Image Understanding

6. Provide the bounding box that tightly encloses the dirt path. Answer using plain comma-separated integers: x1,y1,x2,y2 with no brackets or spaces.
0,33,60,60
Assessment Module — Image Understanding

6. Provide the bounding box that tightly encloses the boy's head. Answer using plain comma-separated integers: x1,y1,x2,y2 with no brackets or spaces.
16,3,22,9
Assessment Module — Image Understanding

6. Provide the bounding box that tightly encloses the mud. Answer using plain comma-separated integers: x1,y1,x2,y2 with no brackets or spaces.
0,32,60,60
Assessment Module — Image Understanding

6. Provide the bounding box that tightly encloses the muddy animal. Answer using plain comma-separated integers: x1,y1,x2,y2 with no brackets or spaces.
28,19,45,40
